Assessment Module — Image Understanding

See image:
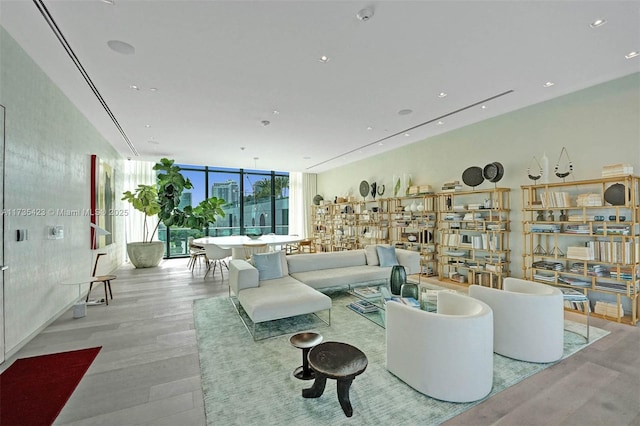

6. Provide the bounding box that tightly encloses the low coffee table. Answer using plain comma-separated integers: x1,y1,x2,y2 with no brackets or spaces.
290,332,323,380
302,341,368,417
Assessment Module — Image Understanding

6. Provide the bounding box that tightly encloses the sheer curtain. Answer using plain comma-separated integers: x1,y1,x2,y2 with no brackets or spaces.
123,160,157,259
289,172,316,238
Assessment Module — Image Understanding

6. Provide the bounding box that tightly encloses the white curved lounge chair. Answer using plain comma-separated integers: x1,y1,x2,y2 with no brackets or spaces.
469,278,564,363
386,291,494,403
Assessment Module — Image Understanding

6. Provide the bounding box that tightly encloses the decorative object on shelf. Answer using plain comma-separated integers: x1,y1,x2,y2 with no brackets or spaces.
404,174,413,196
462,166,485,188
483,162,504,183
527,156,543,182
554,147,573,180
313,194,323,205
422,230,433,243
393,174,401,197
416,203,425,212
359,180,370,199
547,210,555,221
410,201,418,212
370,182,377,200
604,183,629,206
389,265,407,295
377,184,385,197
541,152,550,184
400,282,419,299
559,210,568,221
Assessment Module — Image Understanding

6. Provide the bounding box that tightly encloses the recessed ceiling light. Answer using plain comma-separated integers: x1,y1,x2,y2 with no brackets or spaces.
319,55,330,63
481,105,487,109
145,124,151,128
625,51,639,59
149,87,158,92
437,121,444,125
378,142,384,146
273,110,280,115
438,92,447,98
543,81,555,87
147,140,159,145
589,19,606,28
261,120,271,126
398,109,413,115
107,40,135,55
356,7,374,21
366,126,373,131
129,85,139,90
101,0,115,5
404,133,410,137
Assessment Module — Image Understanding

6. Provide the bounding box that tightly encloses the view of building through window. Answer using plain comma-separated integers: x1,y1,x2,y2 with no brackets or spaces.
158,164,289,258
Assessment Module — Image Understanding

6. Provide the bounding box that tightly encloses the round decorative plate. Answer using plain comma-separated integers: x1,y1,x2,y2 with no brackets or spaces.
359,180,370,197
604,183,628,206
312,194,323,205
462,166,484,187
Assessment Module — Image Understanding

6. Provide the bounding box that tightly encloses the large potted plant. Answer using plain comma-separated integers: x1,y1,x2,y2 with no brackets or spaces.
122,158,226,268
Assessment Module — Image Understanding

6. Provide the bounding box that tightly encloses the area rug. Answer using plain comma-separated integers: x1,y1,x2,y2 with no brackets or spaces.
194,295,608,425
0,347,101,426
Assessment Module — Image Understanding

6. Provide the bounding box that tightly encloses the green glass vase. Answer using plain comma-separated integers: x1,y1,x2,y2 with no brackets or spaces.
400,282,419,300
389,265,406,295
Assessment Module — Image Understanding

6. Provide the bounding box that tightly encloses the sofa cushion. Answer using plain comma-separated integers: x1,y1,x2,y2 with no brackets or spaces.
291,265,391,289
238,277,332,323
287,250,367,273
377,245,399,267
364,244,389,266
253,251,284,280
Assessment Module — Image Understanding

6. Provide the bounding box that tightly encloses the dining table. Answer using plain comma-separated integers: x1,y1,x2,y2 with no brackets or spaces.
193,234,304,259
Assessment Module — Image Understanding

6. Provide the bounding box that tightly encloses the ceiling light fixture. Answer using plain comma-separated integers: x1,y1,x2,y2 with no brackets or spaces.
589,19,606,28
481,105,487,109
149,87,158,92
145,124,151,128
398,109,413,115
625,51,639,59
356,7,374,21
437,121,444,125
319,55,330,63
261,120,271,126
129,84,139,90
366,126,373,131
101,0,115,5
438,92,447,98
273,110,280,115
404,133,410,137
378,142,384,146
543,81,555,87
107,40,135,55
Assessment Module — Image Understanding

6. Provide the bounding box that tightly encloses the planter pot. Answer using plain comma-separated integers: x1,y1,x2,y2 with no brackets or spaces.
127,242,165,268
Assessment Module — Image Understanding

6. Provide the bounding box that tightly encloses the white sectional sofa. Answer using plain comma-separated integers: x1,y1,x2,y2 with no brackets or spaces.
229,245,420,333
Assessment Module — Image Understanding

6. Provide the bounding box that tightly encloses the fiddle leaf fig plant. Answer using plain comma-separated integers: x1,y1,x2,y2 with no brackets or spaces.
122,158,226,243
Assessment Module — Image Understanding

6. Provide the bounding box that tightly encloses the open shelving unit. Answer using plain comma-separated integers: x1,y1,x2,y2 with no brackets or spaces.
521,175,640,325
436,187,511,288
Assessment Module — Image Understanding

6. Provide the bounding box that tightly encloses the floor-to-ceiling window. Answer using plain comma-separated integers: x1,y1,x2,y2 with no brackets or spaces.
159,164,288,258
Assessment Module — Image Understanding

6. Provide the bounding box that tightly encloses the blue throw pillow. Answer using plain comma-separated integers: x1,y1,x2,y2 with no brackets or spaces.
376,245,399,267
252,251,284,280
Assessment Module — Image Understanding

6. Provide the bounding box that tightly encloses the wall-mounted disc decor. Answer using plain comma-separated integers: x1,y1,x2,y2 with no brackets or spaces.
483,162,504,183
462,166,484,188
359,180,370,198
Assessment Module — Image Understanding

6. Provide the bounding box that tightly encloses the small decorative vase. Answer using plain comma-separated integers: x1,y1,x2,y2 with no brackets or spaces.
400,282,419,300
410,201,418,212
389,265,406,296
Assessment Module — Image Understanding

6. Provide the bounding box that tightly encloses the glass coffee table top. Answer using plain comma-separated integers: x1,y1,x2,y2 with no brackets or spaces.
347,282,446,328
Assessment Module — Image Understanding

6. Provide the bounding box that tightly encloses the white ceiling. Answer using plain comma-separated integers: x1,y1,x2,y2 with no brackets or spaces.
1,1,639,173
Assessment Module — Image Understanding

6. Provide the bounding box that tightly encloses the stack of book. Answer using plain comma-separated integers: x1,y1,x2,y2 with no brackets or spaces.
564,224,590,234
348,299,379,314
601,163,633,177
576,193,602,207
352,286,381,298
533,260,564,271
594,301,625,318
530,223,561,233
441,180,462,192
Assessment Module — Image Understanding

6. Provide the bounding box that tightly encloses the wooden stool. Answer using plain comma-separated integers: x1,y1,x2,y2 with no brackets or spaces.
86,275,116,305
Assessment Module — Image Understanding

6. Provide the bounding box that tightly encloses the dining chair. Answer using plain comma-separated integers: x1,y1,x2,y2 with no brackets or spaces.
204,244,233,279
243,243,269,261
187,237,207,271
86,253,116,305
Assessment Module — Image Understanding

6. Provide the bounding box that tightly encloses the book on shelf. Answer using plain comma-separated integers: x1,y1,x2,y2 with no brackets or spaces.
559,287,589,301
353,286,381,298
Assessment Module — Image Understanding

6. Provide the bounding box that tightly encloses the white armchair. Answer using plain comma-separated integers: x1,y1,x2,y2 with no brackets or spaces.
469,278,564,363
386,291,494,403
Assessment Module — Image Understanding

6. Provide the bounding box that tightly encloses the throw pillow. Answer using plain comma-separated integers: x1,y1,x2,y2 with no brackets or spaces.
252,251,284,280
376,245,399,267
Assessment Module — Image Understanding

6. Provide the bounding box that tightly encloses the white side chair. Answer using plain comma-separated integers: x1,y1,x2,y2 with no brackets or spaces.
386,291,494,403
469,277,564,363
204,244,233,279
243,243,268,261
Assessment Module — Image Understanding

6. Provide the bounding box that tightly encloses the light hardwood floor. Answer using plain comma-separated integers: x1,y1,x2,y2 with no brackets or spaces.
2,259,639,425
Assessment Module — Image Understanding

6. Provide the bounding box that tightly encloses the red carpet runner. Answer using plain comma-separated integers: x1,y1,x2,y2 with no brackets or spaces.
0,347,101,426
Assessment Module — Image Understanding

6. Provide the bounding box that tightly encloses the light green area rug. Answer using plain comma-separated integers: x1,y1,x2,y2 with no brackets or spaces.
194,293,609,425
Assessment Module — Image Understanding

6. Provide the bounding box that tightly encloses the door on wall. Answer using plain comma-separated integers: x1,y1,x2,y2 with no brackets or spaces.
0,104,5,364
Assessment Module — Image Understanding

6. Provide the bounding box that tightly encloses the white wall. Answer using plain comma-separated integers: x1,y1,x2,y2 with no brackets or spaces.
1,27,125,355
317,72,640,279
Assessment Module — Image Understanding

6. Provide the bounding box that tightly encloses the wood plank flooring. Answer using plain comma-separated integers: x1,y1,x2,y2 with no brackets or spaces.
2,259,639,425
